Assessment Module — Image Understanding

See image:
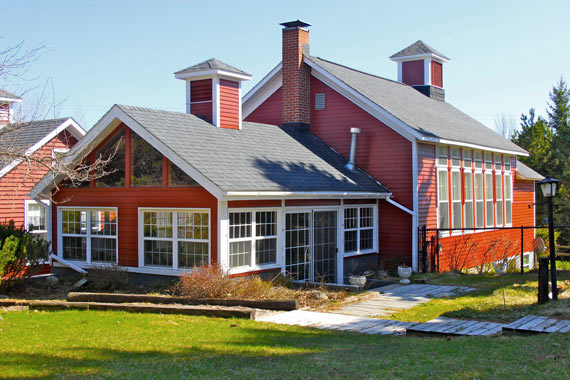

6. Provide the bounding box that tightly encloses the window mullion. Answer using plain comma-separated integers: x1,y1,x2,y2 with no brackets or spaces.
86,211,92,264
173,211,178,269
251,211,256,267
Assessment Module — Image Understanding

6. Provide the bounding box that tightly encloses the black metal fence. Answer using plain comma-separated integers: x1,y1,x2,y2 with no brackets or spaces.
418,225,570,273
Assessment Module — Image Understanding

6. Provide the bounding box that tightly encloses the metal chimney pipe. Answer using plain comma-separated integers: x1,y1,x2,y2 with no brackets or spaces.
345,127,361,171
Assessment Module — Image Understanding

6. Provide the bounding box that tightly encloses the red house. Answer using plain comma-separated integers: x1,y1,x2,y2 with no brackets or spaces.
33,21,540,281
0,90,85,241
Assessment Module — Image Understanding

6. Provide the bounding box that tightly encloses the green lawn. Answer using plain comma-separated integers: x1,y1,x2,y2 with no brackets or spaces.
1,310,569,379
390,272,570,323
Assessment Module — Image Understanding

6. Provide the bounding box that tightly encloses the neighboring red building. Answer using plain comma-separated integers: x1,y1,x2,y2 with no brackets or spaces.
0,91,85,241
33,21,540,281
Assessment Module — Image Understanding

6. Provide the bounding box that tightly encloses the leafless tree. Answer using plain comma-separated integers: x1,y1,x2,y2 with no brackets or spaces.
1,38,115,202
494,113,517,139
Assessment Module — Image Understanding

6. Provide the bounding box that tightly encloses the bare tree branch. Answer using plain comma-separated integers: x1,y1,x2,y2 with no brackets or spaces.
494,113,517,139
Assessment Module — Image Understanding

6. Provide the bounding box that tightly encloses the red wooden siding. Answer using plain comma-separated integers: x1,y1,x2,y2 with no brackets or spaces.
51,187,218,267
402,60,424,86
310,76,413,209
51,123,218,267
228,200,281,208
245,87,283,126
219,79,240,130
417,143,437,228
431,61,443,88
0,130,78,227
0,103,10,124
285,199,340,207
513,179,535,227
378,201,413,266
190,79,213,122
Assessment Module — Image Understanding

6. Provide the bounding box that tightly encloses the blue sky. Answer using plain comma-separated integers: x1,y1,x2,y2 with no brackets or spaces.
2,0,569,130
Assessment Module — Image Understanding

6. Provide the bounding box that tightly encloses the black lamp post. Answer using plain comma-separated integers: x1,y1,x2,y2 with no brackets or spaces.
537,176,560,300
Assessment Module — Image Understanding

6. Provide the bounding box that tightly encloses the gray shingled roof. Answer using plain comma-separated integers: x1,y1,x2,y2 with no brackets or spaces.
516,160,544,181
117,105,388,193
175,58,251,77
0,89,21,101
0,118,71,167
305,56,526,154
390,40,450,60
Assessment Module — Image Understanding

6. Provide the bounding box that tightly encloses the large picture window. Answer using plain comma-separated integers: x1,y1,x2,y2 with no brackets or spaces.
95,128,125,188
344,206,375,254
228,210,278,268
60,208,117,263
131,132,163,187
141,209,209,269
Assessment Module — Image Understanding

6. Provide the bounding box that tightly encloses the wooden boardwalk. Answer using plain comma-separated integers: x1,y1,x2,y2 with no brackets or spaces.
335,284,476,318
406,317,504,336
502,315,570,334
256,310,418,335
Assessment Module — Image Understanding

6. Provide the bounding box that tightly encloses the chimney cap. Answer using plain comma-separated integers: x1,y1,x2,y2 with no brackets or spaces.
280,20,311,29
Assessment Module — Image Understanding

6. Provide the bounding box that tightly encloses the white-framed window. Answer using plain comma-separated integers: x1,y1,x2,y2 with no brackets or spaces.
438,169,449,229
474,150,483,169
462,149,472,169
343,206,376,255
495,173,503,226
484,152,493,170
228,209,278,269
485,173,494,227
464,171,474,229
436,146,448,166
25,200,49,234
474,172,484,228
451,170,462,228
140,209,210,269
504,156,511,171
494,154,502,171
59,207,118,263
505,173,512,225
450,147,461,168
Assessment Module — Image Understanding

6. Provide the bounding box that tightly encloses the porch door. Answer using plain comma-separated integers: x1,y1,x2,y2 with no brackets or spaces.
285,210,337,283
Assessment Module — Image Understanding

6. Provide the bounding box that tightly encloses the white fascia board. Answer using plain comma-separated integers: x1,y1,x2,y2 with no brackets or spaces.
0,118,85,180
419,138,529,157
0,97,22,103
223,191,391,200
390,53,449,63
175,69,252,82
386,197,414,215
305,58,421,142
243,63,282,104
30,106,225,200
411,141,419,271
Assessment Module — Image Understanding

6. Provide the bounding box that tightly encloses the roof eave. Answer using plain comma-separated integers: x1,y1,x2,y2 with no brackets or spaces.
174,69,252,81
222,191,392,200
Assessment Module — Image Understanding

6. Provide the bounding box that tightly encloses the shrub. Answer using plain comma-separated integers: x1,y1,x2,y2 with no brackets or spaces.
86,265,129,291
0,221,50,286
177,264,235,299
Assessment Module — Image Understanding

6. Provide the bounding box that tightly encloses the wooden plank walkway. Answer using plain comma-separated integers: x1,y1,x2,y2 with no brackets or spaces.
503,315,570,334
335,284,476,318
256,310,418,335
406,317,504,336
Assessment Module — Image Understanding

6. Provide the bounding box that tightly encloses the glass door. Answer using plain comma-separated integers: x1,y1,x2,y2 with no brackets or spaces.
285,210,337,283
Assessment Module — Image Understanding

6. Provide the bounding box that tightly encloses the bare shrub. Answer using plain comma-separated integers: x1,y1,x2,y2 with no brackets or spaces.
447,234,477,272
86,265,129,291
177,264,235,299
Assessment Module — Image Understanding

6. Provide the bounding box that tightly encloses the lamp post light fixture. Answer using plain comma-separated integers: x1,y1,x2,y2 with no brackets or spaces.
537,176,560,300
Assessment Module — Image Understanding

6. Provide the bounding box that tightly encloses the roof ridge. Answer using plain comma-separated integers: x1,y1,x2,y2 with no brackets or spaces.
310,56,409,87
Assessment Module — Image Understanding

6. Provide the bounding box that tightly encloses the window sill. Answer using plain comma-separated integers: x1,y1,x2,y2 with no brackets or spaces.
344,250,378,259
228,264,281,275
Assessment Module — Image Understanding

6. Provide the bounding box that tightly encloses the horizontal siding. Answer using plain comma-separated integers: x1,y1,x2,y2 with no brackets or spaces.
513,179,535,227
245,87,283,126
310,76,413,209
0,130,78,227
379,201,413,266
219,79,239,130
417,143,437,228
190,102,212,123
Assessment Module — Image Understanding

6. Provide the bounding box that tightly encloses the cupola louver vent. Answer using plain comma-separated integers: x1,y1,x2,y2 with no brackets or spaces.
315,93,326,110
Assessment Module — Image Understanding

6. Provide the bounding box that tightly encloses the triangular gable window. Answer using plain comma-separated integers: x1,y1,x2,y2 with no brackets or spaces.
131,131,162,187
168,161,199,187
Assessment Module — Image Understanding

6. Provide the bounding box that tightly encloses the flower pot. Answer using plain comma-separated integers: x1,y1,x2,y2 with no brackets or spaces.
348,275,367,287
397,266,412,285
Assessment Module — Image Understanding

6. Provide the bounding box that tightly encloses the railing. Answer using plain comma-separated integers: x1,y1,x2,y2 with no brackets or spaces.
417,225,570,273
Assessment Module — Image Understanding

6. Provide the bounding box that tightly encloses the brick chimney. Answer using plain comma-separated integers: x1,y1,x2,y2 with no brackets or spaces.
280,20,311,129
390,40,449,102
175,59,251,129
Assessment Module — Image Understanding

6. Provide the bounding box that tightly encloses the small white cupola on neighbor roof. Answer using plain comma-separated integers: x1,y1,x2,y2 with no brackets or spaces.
174,58,251,129
0,89,22,125
390,40,449,101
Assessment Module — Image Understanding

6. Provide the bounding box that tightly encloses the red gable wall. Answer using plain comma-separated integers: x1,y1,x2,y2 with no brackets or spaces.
0,130,78,227
246,88,283,127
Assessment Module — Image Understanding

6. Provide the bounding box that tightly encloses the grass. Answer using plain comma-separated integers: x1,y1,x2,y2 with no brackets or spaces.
390,272,570,323
0,309,569,379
